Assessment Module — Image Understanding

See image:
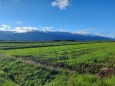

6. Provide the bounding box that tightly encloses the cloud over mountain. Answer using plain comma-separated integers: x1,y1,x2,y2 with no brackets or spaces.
0,25,11,31
15,27,38,33
0,30,114,41
0,24,114,39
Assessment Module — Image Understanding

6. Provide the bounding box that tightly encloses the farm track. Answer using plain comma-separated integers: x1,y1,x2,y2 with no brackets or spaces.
19,58,77,74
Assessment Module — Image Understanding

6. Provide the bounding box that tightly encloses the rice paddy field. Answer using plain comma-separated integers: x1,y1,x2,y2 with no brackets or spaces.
0,41,115,86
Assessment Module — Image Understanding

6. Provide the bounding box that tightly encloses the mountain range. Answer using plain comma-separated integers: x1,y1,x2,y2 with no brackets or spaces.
0,31,114,41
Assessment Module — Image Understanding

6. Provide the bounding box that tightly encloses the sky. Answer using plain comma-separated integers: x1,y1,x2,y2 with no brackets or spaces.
0,0,115,38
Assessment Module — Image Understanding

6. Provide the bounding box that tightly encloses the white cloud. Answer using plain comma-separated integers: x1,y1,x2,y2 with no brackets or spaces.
74,29,115,38
42,27,53,29
15,20,22,24
41,26,53,32
74,29,96,35
52,0,69,10
93,33,115,38
0,25,11,31
41,27,68,32
0,24,114,38
75,30,90,35
0,25,38,33
15,26,38,33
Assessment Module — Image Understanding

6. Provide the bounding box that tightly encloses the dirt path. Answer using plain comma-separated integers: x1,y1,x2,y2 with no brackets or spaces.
19,58,77,74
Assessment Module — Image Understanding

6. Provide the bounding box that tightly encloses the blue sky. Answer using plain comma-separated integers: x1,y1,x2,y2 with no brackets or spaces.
0,0,115,37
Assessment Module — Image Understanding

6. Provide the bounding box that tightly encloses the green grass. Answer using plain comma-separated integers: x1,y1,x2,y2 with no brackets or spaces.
46,74,115,86
0,41,115,86
0,69,19,86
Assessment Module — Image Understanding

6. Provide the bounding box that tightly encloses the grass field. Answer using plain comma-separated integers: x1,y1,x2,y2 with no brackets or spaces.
0,41,115,86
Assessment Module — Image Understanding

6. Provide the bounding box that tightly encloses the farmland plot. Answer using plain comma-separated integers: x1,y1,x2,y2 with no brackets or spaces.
0,41,115,86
